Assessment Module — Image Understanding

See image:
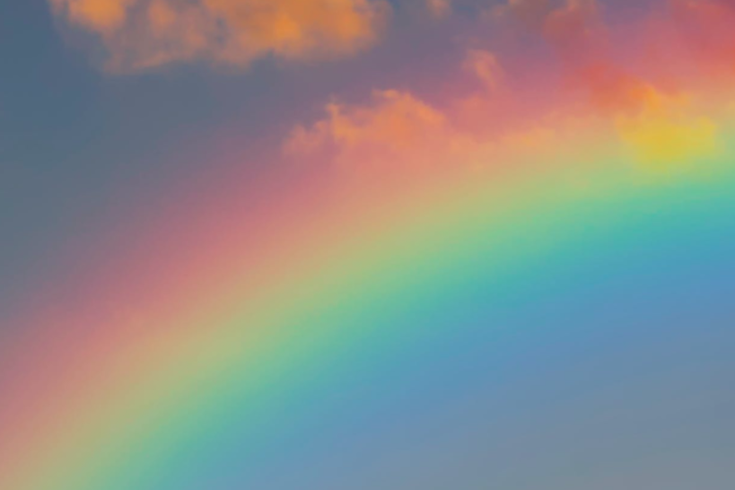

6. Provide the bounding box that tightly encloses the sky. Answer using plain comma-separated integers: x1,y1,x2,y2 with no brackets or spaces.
0,1,734,489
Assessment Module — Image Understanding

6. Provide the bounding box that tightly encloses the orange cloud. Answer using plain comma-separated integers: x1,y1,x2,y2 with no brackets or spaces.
49,0,391,72
426,0,452,18
284,90,449,164
60,0,134,32
283,81,596,173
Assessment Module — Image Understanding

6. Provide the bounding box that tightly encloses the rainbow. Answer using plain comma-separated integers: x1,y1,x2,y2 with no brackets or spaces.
2,1,735,489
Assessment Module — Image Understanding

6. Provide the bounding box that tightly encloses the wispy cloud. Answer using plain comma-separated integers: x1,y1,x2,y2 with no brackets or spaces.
284,90,449,164
463,49,504,91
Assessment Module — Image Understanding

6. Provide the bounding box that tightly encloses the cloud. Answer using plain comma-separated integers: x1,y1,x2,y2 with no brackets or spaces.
49,0,391,72
426,0,452,18
282,0,727,174
491,0,604,56
284,90,452,165
542,0,602,54
453,49,512,130
463,49,503,91
282,81,593,172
